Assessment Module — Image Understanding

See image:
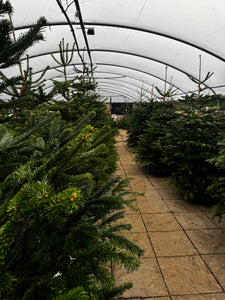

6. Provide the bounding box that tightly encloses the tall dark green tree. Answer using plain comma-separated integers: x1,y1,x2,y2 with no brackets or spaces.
207,133,225,220
135,100,177,175
161,111,220,204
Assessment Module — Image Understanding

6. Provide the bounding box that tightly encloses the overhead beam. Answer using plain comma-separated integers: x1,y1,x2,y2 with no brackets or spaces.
14,21,225,63
97,87,137,102
44,79,138,101
31,62,184,93
20,48,215,94
42,70,157,92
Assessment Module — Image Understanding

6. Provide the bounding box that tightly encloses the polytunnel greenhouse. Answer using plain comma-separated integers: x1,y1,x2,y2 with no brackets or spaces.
0,0,225,299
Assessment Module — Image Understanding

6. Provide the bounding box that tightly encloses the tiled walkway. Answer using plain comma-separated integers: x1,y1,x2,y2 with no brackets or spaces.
115,130,225,300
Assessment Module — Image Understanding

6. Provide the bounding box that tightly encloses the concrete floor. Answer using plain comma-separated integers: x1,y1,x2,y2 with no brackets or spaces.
114,130,225,300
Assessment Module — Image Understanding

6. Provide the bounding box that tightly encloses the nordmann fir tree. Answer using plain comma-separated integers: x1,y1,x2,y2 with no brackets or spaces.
157,71,223,204
135,100,177,176
207,133,225,220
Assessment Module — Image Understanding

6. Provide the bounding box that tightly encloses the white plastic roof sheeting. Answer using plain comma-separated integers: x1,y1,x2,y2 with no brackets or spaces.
4,0,225,102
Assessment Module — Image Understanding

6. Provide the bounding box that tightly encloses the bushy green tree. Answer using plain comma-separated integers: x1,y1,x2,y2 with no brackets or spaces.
126,100,155,146
161,111,220,203
0,111,143,299
135,101,177,175
207,134,225,220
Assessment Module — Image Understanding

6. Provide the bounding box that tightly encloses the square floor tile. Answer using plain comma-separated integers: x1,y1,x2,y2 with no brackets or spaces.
165,200,202,213
205,212,225,229
136,189,162,200
125,169,146,176
114,258,169,298
186,229,225,254
149,231,197,256
203,254,225,289
147,175,171,187
130,181,155,190
122,164,137,168
137,198,169,213
197,204,212,213
172,294,225,300
121,163,138,168
158,256,222,295
158,189,184,200
142,213,181,232
128,174,150,181
126,232,155,258
174,212,217,230
122,214,146,233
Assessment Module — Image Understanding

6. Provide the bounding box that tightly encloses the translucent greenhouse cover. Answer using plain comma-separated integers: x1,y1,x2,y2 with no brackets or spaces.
4,0,225,102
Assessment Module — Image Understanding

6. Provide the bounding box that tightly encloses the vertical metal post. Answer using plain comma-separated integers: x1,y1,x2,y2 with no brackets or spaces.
109,96,112,117
198,55,202,98
164,65,168,95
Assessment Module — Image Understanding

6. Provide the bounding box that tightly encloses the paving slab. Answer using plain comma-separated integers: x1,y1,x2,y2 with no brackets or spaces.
172,294,225,300
158,256,222,295
149,230,197,257
137,198,169,214
174,212,217,230
142,213,182,232
165,199,202,213
186,229,225,254
114,258,169,298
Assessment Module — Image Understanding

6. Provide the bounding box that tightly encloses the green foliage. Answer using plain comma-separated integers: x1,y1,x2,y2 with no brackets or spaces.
0,108,58,183
134,101,177,175
180,92,220,113
161,112,220,203
53,287,89,300
0,66,140,300
117,115,130,130
207,134,225,220
0,174,143,299
0,61,56,129
126,100,156,146
128,68,223,205
0,115,140,298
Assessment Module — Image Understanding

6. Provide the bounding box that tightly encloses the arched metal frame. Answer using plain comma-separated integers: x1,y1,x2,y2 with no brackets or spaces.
18,48,216,94
44,79,139,102
97,87,137,102
45,79,139,97
32,62,185,94
42,70,159,97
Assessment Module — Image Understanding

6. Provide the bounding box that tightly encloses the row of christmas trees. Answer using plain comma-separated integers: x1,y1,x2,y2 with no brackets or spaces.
0,2,143,299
